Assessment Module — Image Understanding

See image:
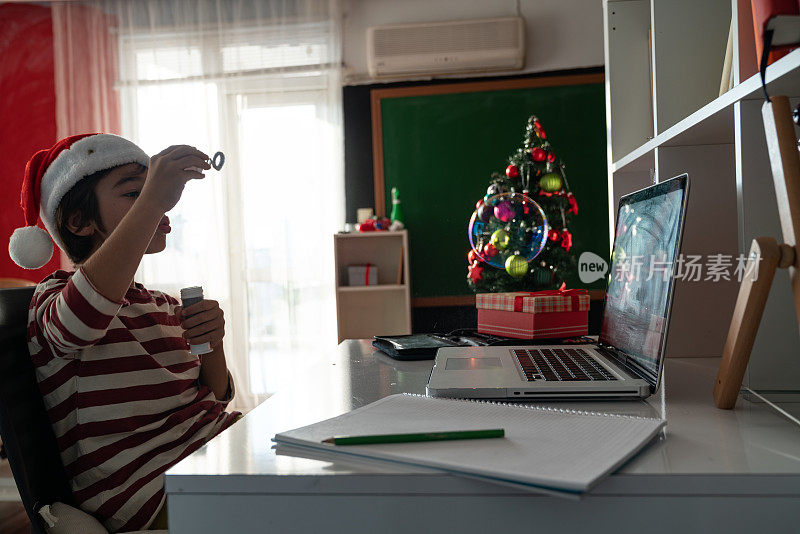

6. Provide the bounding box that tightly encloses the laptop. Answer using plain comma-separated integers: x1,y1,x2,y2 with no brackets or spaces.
427,174,689,400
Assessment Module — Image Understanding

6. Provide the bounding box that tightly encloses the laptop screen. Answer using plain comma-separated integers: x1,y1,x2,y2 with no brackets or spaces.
599,175,688,384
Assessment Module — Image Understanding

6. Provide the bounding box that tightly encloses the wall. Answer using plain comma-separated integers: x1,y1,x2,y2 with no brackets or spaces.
342,0,606,223
341,0,604,85
342,68,606,305
0,3,61,282
340,0,606,328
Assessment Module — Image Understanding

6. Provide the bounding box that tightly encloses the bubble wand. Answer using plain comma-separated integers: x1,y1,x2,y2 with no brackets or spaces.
185,151,225,173
209,151,225,170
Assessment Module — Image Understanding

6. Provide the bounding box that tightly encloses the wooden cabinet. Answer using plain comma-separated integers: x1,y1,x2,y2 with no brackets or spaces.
334,230,411,342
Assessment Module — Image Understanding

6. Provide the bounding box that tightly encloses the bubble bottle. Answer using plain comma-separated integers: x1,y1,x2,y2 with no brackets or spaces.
180,286,213,355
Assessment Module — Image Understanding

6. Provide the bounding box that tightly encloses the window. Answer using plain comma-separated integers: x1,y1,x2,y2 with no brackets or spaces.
119,18,342,403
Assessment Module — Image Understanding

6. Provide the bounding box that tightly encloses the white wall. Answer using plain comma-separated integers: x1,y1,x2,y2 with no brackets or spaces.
342,0,604,85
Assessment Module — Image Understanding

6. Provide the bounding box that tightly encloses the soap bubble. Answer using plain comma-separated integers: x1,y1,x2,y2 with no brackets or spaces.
468,192,549,269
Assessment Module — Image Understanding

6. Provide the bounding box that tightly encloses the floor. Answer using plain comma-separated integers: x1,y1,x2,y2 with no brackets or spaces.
0,461,28,534
0,501,28,534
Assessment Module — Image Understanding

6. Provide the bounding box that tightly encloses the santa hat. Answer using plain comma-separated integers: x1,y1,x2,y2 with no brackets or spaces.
9,133,150,269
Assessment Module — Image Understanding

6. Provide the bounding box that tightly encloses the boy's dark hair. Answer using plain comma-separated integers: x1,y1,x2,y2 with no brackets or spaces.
55,168,110,265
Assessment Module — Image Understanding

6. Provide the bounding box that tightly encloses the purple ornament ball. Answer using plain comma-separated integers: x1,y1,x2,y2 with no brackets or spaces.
494,200,515,222
477,203,492,222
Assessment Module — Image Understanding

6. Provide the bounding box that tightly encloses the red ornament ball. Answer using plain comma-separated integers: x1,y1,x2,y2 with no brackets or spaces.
547,153,556,163
505,164,520,178
483,242,498,257
531,148,546,162
548,229,561,242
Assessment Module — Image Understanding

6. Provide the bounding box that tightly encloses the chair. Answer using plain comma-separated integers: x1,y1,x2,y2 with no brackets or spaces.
0,286,74,534
0,287,168,534
0,277,36,288
0,279,34,459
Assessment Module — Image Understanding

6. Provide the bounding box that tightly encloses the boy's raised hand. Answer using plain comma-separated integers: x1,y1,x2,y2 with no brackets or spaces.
141,145,211,213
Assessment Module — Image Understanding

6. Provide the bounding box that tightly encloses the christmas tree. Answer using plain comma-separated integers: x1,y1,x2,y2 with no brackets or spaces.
467,115,579,293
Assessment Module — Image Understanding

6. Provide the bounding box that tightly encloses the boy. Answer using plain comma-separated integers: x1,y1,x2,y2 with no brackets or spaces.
8,133,241,532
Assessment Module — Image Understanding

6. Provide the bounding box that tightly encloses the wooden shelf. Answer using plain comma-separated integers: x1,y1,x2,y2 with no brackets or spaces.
334,230,411,342
604,0,800,378
613,48,800,173
604,0,741,359
337,284,407,292
334,230,407,239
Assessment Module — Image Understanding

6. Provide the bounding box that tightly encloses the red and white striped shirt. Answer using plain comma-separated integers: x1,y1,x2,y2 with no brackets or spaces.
27,269,240,532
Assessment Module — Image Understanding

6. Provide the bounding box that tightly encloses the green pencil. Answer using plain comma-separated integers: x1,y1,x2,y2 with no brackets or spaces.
322,428,505,446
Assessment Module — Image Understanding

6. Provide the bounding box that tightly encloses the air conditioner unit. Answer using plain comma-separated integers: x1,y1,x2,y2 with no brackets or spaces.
367,17,525,78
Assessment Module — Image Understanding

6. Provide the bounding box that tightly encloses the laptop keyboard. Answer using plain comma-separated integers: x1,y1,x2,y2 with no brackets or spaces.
512,348,617,381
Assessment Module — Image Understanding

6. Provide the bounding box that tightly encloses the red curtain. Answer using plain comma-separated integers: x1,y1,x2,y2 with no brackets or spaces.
52,3,122,137
0,3,60,282
0,3,122,282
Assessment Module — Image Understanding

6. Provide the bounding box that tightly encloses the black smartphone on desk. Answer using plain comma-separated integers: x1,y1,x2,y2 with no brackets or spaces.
373,331,594,361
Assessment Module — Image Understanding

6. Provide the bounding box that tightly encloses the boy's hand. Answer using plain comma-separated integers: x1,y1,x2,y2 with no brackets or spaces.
141,145,211,213
175,300,225,349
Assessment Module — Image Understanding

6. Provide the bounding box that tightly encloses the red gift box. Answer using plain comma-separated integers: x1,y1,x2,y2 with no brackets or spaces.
476,289,590,339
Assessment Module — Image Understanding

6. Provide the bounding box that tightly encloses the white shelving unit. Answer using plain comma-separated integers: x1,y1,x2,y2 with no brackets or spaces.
334,230,411,343
604,0,800,392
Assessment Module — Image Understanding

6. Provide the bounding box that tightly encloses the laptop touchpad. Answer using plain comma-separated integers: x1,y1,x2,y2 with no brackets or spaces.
445,357,502,370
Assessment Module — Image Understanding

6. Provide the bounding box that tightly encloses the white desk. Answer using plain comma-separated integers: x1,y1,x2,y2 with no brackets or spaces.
166,340,800,533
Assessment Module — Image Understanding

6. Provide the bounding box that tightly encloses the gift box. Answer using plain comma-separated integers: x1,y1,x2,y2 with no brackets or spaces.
476,289,590,339
348,264,379,286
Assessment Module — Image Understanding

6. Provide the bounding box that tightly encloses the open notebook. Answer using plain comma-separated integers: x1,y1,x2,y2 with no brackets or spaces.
273,394,665,494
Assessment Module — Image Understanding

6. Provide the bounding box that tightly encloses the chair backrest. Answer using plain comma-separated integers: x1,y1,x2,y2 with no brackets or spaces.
0,287,75,534
0,278,36,288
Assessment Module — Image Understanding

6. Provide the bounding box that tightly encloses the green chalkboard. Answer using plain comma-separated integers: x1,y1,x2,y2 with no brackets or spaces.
375,75,609,299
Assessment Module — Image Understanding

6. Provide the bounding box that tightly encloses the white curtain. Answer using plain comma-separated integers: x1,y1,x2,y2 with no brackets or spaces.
52,0,344,413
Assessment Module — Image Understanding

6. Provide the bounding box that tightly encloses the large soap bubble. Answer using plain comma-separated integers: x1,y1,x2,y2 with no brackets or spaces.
468,192,549,270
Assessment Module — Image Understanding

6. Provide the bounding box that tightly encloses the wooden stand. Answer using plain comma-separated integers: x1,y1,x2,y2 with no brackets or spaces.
714,95,800,409
333,230,411,343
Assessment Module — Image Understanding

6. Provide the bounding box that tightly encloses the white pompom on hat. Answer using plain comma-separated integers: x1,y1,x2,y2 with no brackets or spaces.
8,133,150,269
